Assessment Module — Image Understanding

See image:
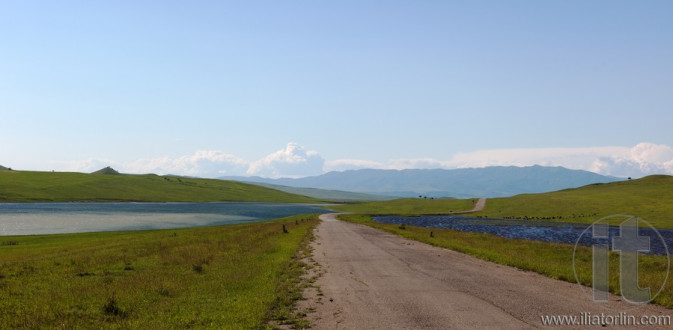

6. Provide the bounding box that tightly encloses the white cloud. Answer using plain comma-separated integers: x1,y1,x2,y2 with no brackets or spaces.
446,146,627,171
247,143,324,178
387,158,449,170
324,158,452,172
53,143,326,178
55,151,248,178
326,142,673,178
53,158,119,173
443,143,673,177
124,151,248,177
324,159,384,172
52,142,673,179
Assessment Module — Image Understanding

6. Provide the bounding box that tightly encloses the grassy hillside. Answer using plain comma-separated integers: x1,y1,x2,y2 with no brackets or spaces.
471,175,673,228
0,215,319,328
0,170,319,203
334,175,673,228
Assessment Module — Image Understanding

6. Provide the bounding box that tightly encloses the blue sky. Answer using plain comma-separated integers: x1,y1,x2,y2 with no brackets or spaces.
1,1,672,178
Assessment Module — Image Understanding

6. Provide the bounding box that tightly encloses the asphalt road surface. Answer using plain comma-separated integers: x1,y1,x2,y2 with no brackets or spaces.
301,213,672,329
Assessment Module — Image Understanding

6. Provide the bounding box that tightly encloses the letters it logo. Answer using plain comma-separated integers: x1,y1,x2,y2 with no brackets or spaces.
573,215,670,307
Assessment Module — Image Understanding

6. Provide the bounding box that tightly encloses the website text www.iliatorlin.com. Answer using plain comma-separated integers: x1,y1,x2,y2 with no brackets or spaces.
540,312,671,327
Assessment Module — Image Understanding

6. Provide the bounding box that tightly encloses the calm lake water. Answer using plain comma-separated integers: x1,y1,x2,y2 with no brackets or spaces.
0,203,329,236
374,216,673,256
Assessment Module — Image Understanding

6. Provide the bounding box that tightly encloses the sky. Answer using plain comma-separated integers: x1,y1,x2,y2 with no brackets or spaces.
1,1,672,178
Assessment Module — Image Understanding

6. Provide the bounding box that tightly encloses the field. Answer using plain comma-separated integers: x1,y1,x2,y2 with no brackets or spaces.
335,175,673,229
471,175,673,228
0,215,319,329
339,214,673,308
0,170,319,203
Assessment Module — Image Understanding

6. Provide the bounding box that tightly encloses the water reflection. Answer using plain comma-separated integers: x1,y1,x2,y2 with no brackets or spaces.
0,203,327,235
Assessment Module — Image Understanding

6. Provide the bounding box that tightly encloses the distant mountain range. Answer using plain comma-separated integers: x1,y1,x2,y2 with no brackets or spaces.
221,165,621,198
246,182,397,201
0,165,7,170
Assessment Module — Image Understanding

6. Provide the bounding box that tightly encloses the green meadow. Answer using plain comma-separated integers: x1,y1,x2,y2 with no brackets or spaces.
471,175,673,229
335,175,673,228
0,170,319,203
0,215,319,329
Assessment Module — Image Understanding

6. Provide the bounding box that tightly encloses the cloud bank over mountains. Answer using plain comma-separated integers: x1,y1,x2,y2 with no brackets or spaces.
56,142,673,179
326,143,673,178
56,143,324,179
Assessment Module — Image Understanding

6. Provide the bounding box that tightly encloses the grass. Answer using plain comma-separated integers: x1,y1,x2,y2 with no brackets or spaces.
0,170,320,203
331,198,477,215
334,175,673,229
0,214,320,329
339,214,673,308
266,224,317,329
471,175,673,229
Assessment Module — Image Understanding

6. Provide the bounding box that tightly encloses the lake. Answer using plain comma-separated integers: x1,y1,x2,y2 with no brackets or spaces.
0,202,329,236
374,215,673,256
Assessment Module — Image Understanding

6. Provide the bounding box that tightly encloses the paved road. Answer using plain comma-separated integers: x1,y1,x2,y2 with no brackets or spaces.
302,213,672,329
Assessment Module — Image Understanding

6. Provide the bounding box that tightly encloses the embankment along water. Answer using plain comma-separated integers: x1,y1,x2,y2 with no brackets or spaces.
375,216,673,255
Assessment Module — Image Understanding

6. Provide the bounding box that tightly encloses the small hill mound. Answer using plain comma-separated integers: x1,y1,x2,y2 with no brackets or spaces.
92,166,120,175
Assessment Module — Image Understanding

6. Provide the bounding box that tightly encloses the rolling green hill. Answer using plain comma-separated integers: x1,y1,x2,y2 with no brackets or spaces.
0,170,320,203
335,175,673,228
472,175,673,228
